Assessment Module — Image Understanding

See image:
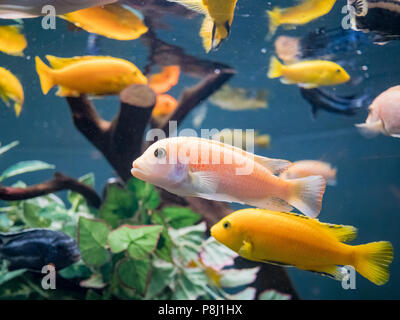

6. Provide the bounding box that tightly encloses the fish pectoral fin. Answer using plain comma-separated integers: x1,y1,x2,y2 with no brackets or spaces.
200,15,214,53
355,120,383,138
189,171,219,194
238,240,253,258
167,0,208,15
254,155,291,175
297,264,346,281
247,197,293,212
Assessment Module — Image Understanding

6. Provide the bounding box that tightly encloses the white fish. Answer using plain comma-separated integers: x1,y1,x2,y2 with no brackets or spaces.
0,0,118,19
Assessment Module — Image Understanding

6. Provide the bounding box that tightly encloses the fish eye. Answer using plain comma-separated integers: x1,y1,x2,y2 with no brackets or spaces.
154,148,166,159
223,221,231,229
336,69,341,73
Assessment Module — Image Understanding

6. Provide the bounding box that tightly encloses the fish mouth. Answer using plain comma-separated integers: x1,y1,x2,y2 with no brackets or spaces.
131,160,150,178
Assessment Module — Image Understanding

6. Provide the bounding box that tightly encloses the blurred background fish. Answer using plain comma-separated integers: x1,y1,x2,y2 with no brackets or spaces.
274,28,375,63
209,85,268,111
267,0,337,37
300,87,370,117
349,0,400,43
0,66,24,116
61,3,148,41
0,229,80,271
0,0,118,19
212,128,271,150
0,25,27,56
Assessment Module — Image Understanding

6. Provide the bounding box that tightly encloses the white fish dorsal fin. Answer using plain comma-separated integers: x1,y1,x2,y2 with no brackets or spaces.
356,120,383,138
253,155,291,175
189,170,219,194
167,0,208,15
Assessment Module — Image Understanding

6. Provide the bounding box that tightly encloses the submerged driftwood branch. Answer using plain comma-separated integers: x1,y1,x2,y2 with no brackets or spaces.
0,172,102,208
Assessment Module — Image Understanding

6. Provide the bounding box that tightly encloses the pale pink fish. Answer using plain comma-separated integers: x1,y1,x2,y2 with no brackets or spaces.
356,85,400,138
131,137,326,218
280,160,337,186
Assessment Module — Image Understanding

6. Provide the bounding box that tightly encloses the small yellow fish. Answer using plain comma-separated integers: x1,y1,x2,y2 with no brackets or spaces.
211,208,394,286
62,4,148,41
0,66,24,116
0,25,27,56
35,55,147,97
168,0,238,52
212,129,271,150
267,0,337,36
268,56,350,89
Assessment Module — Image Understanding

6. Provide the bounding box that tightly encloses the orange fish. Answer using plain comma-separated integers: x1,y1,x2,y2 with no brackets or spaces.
149,65,180,94
131,137,326,218
152,94,178,118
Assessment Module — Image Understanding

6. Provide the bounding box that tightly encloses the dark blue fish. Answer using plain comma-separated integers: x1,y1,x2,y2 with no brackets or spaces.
0,229,80,271
300,88,372,117
299,28,374,60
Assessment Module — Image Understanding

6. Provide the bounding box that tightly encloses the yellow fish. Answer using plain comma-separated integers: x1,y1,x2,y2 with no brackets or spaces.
35,55,147,97
267,0,337,36
268,56,350,89
211,209,394,286
62,4,148,41
168,0,238,52
0,25,27,56
212,129,271,150
0,66,24,116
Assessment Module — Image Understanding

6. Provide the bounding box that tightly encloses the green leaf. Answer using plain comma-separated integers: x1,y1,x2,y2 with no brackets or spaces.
200,237,238,270
117,258,151,296
169,222,206,264
259,289,291,300
144,189,160,210
154,229,173,263
161,207,202,229
59,261,92,280
22,202,51,228
219,267,260,288
86,289,103,300
80,273,106,289
228,287,256,300
0,160,55,182
145,260,175,299
171,268,208,300
0,261,26,286
108,225,163,259
78,217,111,266
100,185,138,228
0,141,19,156
68,173,95,212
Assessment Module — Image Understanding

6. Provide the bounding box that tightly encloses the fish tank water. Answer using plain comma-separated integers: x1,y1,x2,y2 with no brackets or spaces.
0,0,399,301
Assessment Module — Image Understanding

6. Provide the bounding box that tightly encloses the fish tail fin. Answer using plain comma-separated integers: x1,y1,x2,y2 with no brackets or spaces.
14,102,22,117
355,120,383,138
35,56,54,95
212,21,230,51
287,175,326,218
267,56,283,79
354,241,393,285
266,7,281,37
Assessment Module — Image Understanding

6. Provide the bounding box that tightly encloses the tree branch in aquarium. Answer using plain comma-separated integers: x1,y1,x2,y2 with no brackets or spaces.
0,172,102,208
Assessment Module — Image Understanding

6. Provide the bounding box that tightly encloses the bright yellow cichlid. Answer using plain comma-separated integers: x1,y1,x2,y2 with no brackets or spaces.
0,25,27,56
35,55,147,97
268,56,350,89
211,208,394,286
167,0,238,53
267,0,337,36
0,66,24,116
62,4,148,41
